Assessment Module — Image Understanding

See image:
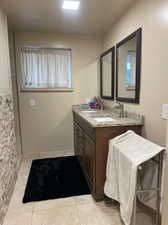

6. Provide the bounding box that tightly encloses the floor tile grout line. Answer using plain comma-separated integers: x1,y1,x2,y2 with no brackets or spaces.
30,209,34,225
75,203,84,225
32,203,35,213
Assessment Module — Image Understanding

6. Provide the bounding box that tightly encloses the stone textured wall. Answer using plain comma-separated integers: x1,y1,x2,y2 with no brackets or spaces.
0,94,21,225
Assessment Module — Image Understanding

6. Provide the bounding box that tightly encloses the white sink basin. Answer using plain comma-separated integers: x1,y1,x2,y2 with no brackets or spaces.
81,110,97,113
94,117,116,122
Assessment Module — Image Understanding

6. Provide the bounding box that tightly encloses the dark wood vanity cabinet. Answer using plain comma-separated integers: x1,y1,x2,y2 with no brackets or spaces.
73,111,142,201
74,121,94,190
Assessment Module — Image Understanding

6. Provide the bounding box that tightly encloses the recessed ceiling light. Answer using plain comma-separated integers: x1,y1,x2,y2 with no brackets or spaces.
62,1,80,10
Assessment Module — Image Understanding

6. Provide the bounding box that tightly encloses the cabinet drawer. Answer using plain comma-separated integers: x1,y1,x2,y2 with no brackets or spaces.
73,112,95,141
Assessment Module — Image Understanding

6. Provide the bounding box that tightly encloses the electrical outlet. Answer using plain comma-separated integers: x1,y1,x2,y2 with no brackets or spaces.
29,99,36,107
161,104,168,120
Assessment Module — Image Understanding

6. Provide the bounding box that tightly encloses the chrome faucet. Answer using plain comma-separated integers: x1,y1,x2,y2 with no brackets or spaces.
116,102,124,118
100,99,104,111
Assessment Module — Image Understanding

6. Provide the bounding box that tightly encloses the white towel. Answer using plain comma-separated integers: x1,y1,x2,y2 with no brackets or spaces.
104,130,164,225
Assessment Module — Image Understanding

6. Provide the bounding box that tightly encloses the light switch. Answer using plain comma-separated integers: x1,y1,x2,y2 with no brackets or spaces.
161,104,168,120
29,99,36,107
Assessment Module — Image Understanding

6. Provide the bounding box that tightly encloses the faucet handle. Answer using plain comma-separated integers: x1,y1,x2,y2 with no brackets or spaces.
118,102,123,106
115,101,122,108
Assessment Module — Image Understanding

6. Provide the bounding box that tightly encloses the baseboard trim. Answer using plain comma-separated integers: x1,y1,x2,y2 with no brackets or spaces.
23,149,74,159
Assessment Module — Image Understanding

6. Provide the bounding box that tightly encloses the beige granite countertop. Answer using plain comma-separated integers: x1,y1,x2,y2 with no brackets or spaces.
72,105,144,128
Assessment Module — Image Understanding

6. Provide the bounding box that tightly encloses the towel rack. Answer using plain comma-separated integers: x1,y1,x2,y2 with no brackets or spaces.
132,151,165,225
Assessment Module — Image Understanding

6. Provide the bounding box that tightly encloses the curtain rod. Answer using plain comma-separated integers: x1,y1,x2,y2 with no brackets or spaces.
17,46,71,51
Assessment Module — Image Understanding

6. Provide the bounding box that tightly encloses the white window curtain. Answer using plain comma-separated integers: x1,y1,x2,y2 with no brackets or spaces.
17,47,72,89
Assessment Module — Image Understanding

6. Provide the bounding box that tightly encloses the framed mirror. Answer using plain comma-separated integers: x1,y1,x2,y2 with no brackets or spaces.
116,28,142,103
100,47,115,100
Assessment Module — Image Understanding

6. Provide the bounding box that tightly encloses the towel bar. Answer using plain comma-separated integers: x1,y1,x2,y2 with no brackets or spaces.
132,150,164,225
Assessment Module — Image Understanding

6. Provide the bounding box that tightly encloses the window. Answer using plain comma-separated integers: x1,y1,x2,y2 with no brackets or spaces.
126,51,136,90
17,47,72,90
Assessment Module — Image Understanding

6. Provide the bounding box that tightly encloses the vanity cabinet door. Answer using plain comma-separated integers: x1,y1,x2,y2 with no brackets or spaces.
84,133,94,189
74,122,94,190
74,123,78,156
74,122,85,166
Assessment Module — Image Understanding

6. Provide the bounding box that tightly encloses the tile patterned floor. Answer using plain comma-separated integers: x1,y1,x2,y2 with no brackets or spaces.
3,158,122,225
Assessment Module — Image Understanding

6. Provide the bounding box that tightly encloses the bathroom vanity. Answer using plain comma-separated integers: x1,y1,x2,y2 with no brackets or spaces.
73,106,144,201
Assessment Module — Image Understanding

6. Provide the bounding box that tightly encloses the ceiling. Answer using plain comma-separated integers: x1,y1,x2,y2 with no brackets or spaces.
1,0,135,36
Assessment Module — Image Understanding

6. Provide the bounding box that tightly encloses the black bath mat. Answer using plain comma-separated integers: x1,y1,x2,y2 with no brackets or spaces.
23,156,90,203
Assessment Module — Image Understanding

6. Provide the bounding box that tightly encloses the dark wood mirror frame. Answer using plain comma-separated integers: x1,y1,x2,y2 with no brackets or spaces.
100,47,115,100
116,28,142,104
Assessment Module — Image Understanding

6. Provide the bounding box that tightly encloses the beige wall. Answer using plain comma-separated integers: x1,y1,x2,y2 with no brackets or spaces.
103,0,168,146
103,1,168,222
15,32,101,157
0,9,11,93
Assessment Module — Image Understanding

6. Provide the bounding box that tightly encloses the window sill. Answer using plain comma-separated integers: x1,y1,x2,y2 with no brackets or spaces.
20,88,74,93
